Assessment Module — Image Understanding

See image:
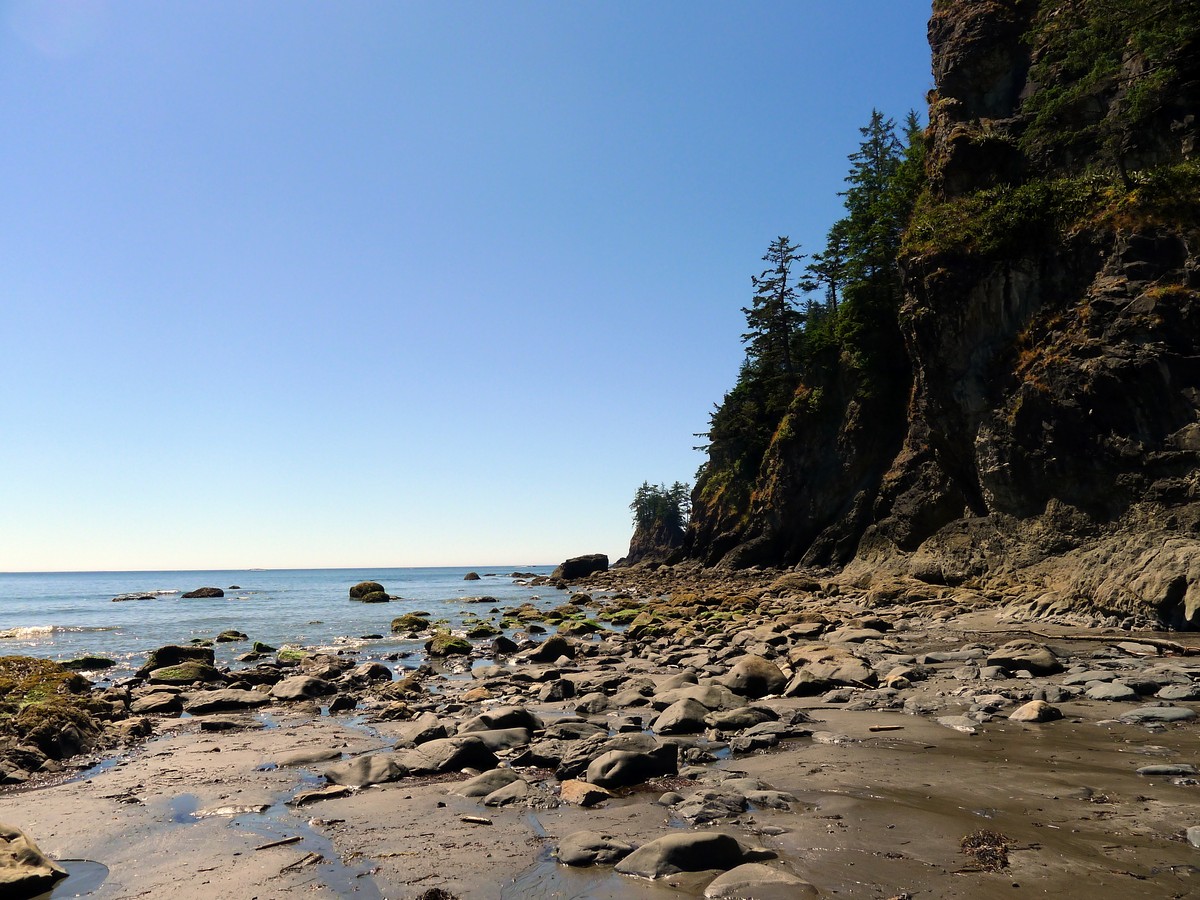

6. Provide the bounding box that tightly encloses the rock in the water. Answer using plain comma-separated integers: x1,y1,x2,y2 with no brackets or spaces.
614,832,774,878
137,644,215,677
721,655,787,698
391,614,431,633
215,630,247,643
0,824,67,898
464,572,481,581
349,581,386,600
1009,700,1063,723
557,831,634,867
703,862,819,899
425,631,472,656
551,554,609,581
60,656,116,672
182,587,224,599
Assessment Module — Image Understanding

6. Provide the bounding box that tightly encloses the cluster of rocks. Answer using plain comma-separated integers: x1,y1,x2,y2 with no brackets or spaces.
6,563,1200,895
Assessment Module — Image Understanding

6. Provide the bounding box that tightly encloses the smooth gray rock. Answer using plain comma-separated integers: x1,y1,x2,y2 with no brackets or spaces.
183,689,270,714
614,832,774,878
986,641,1062,675
324,753,404,787
1121,705,1198,723
586,746,676,789
270,675,336,701
703,862,819,899
557,831,634,867
452,768,523,798
1085,682,1139,701
720,655,787,698
458,705,544,733
652,698,710,735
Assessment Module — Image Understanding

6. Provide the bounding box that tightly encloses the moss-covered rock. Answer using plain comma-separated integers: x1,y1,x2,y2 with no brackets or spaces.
0,657,90,708
558,619,602,636
252,641,276,654
148,662,223,685
357,591,390,604
60,656,116,672
599,607,642,625
390,613,431,633
277,649,311,665
215,630,248,643
466,622,501,638
349,581,385,599
425,630,472,657
137,645,214,677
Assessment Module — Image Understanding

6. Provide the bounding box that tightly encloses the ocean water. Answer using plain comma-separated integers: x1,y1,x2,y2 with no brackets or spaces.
0,566,558,679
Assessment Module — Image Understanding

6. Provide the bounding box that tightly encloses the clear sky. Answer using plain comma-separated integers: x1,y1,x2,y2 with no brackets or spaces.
1,1,933,572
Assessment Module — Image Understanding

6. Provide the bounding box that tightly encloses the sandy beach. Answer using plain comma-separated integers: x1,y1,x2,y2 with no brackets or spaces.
6,566,1200,899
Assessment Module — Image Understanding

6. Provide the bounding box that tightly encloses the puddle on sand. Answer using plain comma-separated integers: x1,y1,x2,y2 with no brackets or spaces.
30,860,109,898
230,801,384,899
166,787,382,897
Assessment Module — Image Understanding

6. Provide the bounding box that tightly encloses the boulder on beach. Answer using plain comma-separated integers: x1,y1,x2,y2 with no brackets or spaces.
0,823,67,898
557,830,633,866
550,554,609,581
182,689,271,715
720,655,788,698
182,587,224,599
148,662,223,686
270,675,336,702
349,581,386,600
137,645,215,677
704,863,818,899
425,630,472,656
614,832,774,879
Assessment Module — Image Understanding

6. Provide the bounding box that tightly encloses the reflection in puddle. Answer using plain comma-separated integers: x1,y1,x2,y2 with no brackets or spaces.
31,860,109,899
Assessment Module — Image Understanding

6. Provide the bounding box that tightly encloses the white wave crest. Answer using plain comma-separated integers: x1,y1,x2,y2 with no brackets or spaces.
0,625,54,639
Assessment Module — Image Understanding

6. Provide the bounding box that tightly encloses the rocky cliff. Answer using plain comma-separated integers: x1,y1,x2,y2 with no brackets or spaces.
687,0,1200,626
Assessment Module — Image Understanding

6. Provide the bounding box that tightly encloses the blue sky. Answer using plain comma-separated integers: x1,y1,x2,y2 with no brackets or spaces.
1,1,933,571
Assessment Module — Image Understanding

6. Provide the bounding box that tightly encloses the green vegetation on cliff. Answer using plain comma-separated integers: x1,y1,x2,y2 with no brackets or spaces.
695,110,926,543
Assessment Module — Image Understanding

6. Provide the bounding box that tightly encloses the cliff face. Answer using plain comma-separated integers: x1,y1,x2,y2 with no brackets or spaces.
619,516,685,567
688,0,1200,626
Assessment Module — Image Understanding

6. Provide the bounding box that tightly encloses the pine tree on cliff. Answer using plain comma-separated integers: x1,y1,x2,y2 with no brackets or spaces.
742,235,805,393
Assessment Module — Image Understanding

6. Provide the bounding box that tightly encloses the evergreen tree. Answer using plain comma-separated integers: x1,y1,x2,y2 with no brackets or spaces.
630,481,691,530
742,236,805,378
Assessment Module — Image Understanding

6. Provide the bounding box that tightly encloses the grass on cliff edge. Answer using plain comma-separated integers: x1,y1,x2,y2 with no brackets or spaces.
903,159,1200,261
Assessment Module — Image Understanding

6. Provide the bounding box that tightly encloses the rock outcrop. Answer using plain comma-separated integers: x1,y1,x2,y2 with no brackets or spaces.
687,0,1200,626
551,554,609,581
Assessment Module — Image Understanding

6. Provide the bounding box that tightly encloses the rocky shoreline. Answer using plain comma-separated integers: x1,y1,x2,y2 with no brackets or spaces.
4,565,1200,898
